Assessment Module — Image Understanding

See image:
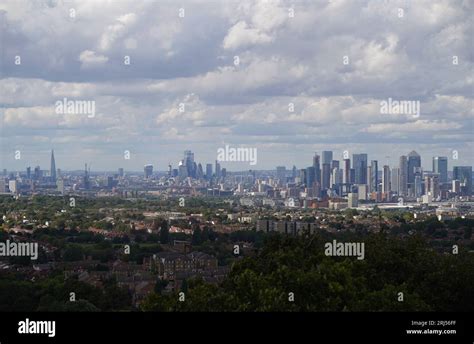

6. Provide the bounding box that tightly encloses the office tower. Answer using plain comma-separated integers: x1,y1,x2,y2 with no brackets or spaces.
298,169,306,185
414,175,422,198
34,166,41,180
382,165,390,193
26,167,31,179
50,149,57,182
144,164,153,179
292,165,297,179
331,160,339,169
57,179,65,195
9,180,18,194
343,159,351,184
312,153,321,185
215,160,221,179
184,150,195,178
370,160,378,192
357,184,368,201
367,165,373,192
331,167,343,187
306,166,315,188
322,151,333,165
178,163,188,179
348,193,358,208
424,174,440,198
453,166,473,196
276,166,286,184
407,151,421,193
84,164,90,190
391,168,400,194
168,164,172,177
353,154,368,184
197,163,204,179
433,156,448,183
452,180,460,193
221,168,227,178
118,168,124,177
0,178,6,193
206,164,213,180
322,163,331,189
399,155,408,196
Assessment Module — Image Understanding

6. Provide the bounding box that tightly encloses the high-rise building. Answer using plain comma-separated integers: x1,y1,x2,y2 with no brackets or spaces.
348,193,358,208
322,163,331,189
8,180,18,194
306,166,315,188
391,168,400,194
322,151,333,165
331,160,339,170
276,166,286,185
206,164,213,180
370,160,378,193
312,153,321,185
382,165,390,193
432,156,448,183
424,174,440,198
50,149,57,182
57,179,65,195
453,166,473,196
399,156,408,196
215,160,221,179
353,154,368,184
144,164,153,179
357,184,368,201
343,159,351,184
407,151,421,193
118,168,124,177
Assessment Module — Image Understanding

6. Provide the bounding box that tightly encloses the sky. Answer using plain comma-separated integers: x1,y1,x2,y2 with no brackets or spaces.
0,0,473,172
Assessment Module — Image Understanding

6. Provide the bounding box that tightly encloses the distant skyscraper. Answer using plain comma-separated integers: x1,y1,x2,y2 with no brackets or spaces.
50,150,57,182
215,160,221,179
276,166,286,185
118,168,124,177
322,163,331,190
433,156,448,183
322,151,333,165
453,166,473,196
399,155,408,196
370,160,378,193
206,163,213,180
391,167,400,194
348,193,358,208
306,166,315,188
343,159,351,185
312,153,321,185
382,165,390,193
353,153,368,184
407,151,421,193
144,164,153,179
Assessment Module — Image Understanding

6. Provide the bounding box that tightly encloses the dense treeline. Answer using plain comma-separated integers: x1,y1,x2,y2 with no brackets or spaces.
141,232,474,312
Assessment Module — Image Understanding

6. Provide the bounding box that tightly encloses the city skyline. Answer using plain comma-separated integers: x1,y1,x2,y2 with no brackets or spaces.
2,148,471,175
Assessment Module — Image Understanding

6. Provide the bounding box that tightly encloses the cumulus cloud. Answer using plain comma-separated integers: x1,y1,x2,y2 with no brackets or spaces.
0,0,472,170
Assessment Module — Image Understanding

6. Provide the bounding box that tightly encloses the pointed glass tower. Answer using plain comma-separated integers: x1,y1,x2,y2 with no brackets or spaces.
50,150,57,181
